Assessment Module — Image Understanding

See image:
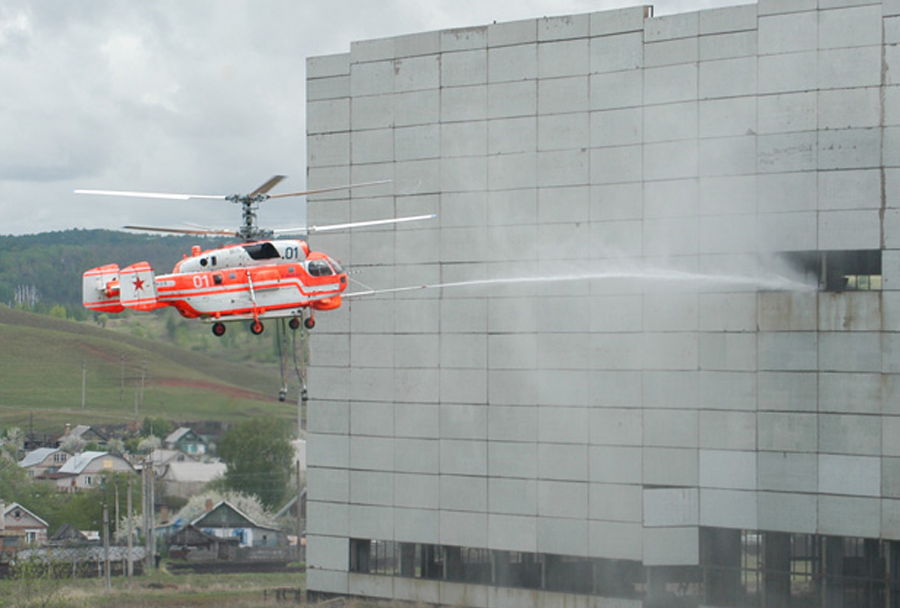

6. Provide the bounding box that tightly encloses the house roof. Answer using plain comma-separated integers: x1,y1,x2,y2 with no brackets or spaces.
192,501,256,529
65,425,106,441
4,502,49,528
164,460,225,483
149,449,197,465
57,451,109,475
50,523,89,542
19,447,61,468
165,427,205,445
190,501,280,533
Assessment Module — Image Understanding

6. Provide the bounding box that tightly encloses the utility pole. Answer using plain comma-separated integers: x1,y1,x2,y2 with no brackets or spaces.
81,361,86,411
149,459,156,570
114,483,120,542
143,458,152,573
140,358,146,410
127,476,133,586
102,503,111,591
120,354,125,404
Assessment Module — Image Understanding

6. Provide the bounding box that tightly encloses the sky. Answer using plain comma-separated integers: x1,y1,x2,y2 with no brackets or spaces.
0,0,749,236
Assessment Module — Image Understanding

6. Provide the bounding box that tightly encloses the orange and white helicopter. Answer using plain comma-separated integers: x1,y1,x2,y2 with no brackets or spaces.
77,176,433,337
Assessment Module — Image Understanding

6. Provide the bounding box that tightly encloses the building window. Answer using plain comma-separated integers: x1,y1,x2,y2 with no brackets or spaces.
349,539,397,575
345,532,900,607
783,250,882,292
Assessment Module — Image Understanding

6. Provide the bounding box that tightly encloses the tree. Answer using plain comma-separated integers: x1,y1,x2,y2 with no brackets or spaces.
58,434,85,454
1,427,24,457
216,418,293,509
136,435,161,454
106,437,126,456
141,416,172,439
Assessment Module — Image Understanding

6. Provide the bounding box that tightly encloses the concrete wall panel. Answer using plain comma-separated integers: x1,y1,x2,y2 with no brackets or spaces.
307,2,900,599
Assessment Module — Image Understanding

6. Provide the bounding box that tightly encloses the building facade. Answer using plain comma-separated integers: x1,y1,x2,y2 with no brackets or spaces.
304,1,900,606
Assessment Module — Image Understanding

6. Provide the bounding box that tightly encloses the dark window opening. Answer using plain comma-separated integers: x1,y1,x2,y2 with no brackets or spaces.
243,242,281,260
350,538,397,575
213,273,223,285
782,250,882,292
348,532,900,607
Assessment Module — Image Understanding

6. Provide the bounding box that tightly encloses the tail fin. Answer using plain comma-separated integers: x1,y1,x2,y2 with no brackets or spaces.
83,264,124,313
119,262,160,311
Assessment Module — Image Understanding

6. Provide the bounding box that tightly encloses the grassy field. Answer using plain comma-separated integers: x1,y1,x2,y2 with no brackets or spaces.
0,569,305,608
0,306,300,433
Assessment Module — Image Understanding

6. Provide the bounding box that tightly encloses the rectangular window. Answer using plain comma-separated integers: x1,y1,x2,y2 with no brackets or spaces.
782,250,882,292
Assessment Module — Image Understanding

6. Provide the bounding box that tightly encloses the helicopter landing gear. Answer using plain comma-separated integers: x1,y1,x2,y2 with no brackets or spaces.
289,316,300,331
304,314,315,330
249,320,264,335
212,322,226,337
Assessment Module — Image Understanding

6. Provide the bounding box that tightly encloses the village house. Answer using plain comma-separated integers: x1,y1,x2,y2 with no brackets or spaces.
192,501,286,548
158,460,226,499
49,523,98,547
56,424,107,448
166,524,239,561
0,502,48,552
143,447,197,473
164,427,208,457
18,447,69,478
52,451,135,493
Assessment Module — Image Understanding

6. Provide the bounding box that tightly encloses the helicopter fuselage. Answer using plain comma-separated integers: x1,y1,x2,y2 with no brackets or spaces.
83,239,347,333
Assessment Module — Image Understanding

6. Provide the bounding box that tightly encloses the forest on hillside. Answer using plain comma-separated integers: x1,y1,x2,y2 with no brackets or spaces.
0,230,235,319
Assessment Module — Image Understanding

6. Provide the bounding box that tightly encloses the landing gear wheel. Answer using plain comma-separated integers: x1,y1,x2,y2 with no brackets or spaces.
212,322,226,337
288,317,300,331
249,320,264,335
304,316,315,330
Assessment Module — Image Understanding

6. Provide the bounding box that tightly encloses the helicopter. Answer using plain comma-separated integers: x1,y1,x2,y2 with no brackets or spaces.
77,176,434,337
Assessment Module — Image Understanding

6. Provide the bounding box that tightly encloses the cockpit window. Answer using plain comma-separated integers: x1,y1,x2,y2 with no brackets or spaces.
328,257,344,274
242,242,281,260
307,260,334,277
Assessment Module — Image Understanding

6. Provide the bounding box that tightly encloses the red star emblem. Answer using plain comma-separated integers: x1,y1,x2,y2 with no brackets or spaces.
133,277,145,292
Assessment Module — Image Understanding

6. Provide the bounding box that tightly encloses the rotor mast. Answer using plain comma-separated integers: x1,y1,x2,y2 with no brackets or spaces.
232,175,287,242
231,194,274,241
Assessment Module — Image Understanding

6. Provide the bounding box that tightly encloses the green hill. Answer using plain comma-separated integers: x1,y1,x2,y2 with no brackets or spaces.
0,306,295,434
0,229,236,319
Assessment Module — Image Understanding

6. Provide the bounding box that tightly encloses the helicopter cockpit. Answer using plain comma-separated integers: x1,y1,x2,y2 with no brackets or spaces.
306,257,344,277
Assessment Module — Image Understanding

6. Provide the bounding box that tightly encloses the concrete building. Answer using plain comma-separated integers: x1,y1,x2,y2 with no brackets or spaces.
304,1,900,606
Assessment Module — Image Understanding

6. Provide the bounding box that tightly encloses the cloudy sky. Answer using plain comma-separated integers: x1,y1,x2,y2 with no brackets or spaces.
0,0,748,236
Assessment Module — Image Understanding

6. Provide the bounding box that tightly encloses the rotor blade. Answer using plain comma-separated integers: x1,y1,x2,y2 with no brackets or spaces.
271,214,435,235
267,180,392,200
123,225,237,236
249,175,287,198
305,214,436,234
75,189,226,201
